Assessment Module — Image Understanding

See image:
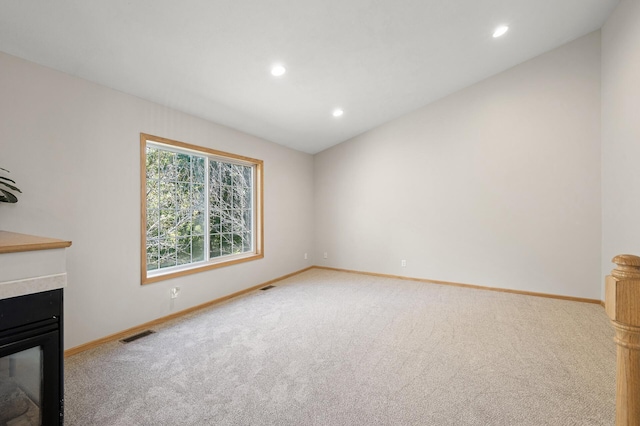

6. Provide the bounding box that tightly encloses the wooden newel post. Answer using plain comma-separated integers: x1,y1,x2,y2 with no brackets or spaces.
606,254,640,426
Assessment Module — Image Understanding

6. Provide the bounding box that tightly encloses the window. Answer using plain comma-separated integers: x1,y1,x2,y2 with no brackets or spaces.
140,133,263,284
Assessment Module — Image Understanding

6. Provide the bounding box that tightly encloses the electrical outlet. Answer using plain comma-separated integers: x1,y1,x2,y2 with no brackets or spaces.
304,253,308,260
323,252,328,259
401,259,407,267
170,287,181,299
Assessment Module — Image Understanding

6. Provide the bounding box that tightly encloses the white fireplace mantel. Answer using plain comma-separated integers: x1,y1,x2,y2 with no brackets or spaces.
0,231,72,300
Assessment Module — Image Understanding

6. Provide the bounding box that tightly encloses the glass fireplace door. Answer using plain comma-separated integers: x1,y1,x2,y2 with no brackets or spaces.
0,329,60,426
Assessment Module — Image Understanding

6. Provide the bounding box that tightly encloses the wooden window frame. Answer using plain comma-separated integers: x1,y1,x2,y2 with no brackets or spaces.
140,133,263,285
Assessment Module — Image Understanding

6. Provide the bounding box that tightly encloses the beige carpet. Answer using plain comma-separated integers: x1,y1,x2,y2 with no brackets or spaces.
64,269,616,425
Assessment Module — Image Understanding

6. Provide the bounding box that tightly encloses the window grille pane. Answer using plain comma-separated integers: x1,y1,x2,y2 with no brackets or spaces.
192,184,205,209
242,166,252,182
159,182,177,209
192,210,205,235
193,157,205,182
176,237,192,266
192,236,205,262
175,153,190,182
232,233,243,253
175,208,191,238
222,186,232,204
176,183,191,210
222,163,233,185
146,241,159,271
233,188,244,209
221,233,233,255
146,210,159,239
243,232,252,252
146,147,160,179
231,164,244,186
221,211,233,233
210,213,221,234
159,210,176,238
159,151,177,181
146,181,159,211
232,210,244,232
210,234,221,257
243,210,253,232
159,237,177,268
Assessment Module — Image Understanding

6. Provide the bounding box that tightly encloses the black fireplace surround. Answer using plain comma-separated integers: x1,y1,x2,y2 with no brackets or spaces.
0,289,63,425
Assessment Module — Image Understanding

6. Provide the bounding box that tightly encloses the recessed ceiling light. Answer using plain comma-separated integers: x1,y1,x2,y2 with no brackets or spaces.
332,109,344,117
271,65,286,77
493,25,509,38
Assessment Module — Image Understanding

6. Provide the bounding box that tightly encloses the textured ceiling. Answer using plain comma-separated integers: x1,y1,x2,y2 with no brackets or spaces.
0,0,619,153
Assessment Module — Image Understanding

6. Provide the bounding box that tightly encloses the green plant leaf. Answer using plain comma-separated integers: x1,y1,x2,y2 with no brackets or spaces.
0,188,18,203
0,168,20,203
0,181,21,193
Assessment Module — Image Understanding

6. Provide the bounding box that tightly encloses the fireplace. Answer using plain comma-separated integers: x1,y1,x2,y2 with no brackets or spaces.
0,289,63,425
0,231,70,426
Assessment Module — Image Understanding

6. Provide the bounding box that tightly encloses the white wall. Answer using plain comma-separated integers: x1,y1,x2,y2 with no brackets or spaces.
315,32,602,299
0,21,620,350
601,0,640,298
0,52,315,349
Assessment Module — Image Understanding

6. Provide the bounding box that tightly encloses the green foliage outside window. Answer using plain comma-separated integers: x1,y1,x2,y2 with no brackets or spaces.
145,145,254,272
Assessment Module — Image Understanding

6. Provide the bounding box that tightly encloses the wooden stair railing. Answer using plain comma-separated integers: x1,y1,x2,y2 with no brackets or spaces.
606,254,640,425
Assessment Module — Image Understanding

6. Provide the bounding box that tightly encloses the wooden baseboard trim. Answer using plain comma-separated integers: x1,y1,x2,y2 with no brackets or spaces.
600,300,605,308
64,266,314,358
312,266,602,305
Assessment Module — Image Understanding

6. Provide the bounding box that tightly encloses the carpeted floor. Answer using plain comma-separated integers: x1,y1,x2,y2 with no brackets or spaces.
64,269,616,425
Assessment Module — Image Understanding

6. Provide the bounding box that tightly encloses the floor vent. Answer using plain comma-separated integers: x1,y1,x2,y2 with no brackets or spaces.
260,285,276,291
120,330,155,343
